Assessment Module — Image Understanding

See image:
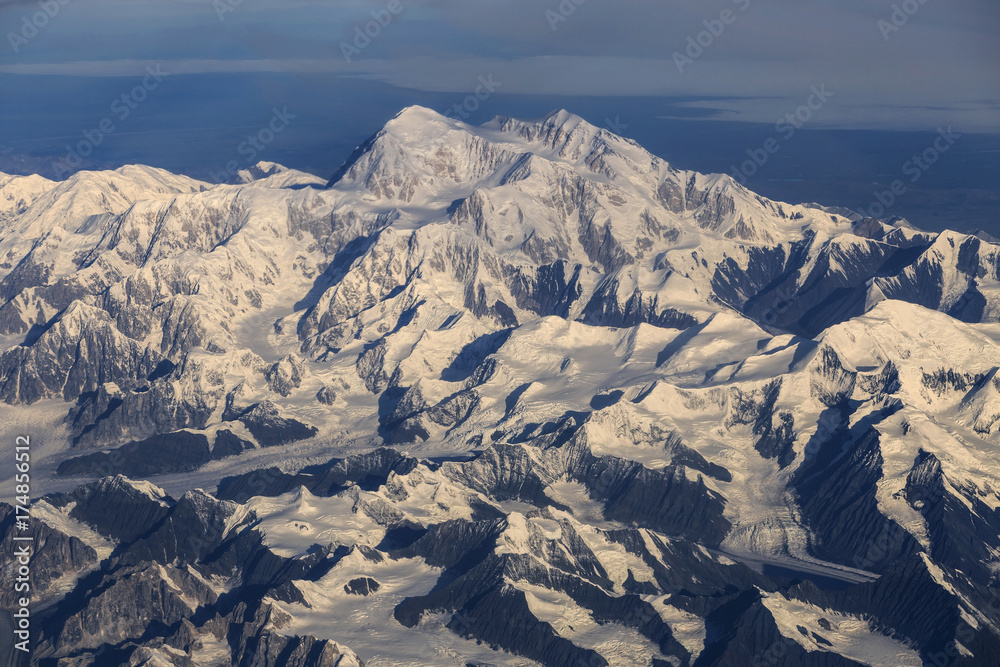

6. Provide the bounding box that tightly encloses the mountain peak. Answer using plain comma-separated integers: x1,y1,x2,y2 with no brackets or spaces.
539,108,589,128
389,105,449,124
321,106,832,246
223,161,325,189
382,105,460,137
327,105,469,188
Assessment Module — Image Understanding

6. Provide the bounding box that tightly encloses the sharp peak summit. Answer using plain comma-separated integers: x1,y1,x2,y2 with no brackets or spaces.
386,105,593,129
375,105,603,146
327,106,640,189
385,104,453,126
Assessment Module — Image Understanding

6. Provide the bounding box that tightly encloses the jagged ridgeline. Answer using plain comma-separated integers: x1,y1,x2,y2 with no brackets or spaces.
1,107,999,666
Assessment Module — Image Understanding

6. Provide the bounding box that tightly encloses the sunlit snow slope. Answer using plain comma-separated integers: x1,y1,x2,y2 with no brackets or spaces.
1,107,999,667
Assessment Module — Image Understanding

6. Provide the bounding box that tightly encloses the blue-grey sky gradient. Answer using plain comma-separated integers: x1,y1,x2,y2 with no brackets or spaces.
2,0,998,129
0,0,997,231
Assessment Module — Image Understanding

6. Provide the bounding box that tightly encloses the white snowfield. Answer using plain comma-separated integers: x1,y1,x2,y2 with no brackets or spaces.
2,106,998,666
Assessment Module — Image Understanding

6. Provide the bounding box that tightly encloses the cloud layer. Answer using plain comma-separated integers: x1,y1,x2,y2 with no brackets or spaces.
0,0,997,131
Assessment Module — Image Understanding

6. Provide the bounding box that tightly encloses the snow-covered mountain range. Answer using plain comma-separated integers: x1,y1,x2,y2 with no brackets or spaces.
1,106,998,666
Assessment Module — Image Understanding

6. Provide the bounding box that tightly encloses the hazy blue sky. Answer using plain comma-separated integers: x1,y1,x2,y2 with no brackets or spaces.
0,0,997,229
2,0,997,126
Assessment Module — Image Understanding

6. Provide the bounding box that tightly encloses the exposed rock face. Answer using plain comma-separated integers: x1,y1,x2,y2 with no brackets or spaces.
266,354,308,397
28,476,365,666
344,577,380,596
317,385,337,405
202,601,363,667
217,448,419,503
0,503,98,609
48,475,174,543
36,563,217,658
235,401,318,447
0,304,163,405
57,431,212,477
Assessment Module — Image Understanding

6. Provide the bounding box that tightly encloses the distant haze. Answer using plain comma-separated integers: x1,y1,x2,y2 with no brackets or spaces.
0,0,997,231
